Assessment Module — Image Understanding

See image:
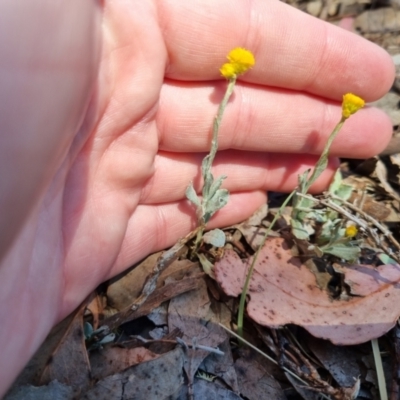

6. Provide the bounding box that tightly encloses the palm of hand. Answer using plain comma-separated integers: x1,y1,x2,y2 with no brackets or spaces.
2,0,394,374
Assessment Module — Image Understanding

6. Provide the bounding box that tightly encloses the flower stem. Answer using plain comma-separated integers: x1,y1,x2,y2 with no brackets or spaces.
207,78,236,168
301,116,345,194
237,117,347,338
237,190,296,337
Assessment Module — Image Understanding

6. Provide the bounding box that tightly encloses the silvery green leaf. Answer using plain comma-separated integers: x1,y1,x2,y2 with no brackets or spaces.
377,253,399,265
99,333,116,345
84,322,93,340
318,218,342,243
92,325,109,336
318,219,335,243
308,153,328,190
325,208,339,221
198,253,216,278
334,183,353,202
313,246,324,258
292,193,315,217
206,175,227,201
203,189,229,223
203,228,226,247
298,169,311,193
209,188,229,210
328,169,343,194
291,218,313,240
313,213,326,224
337,227,346,238
321,243,360,261
328,169,353,201
186,183,201,207
307,210,325,223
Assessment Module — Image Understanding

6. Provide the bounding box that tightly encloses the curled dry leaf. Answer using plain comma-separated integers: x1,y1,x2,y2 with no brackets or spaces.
214,238,400,345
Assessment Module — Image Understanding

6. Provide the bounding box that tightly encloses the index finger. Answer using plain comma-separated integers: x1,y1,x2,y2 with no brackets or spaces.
159,0,394,101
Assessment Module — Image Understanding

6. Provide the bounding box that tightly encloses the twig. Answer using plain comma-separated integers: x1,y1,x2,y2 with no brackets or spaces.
372,338,388,400
218,323,328,394
176,337,224,356
130,226,202,312
295,192,369,230
328,193,400,252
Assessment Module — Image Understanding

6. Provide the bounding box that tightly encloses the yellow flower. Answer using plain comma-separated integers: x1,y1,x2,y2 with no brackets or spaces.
342,93,365,119
220,63,237,79
345,224,358,238
227,48,255,71
220,47,255,79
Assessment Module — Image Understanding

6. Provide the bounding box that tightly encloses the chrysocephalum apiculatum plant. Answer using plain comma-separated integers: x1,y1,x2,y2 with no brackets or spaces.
238,92,365,337
186,48,255,248
290,93,365,258
185,47,365,338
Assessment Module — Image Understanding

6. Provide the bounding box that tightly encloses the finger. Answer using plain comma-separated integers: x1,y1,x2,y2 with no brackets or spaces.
112,190,268,276
159,0,394,100
139,150,339,204
157,81,392,156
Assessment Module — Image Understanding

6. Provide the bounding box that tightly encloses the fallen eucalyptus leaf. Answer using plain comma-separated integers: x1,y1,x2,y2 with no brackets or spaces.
214,238,400,345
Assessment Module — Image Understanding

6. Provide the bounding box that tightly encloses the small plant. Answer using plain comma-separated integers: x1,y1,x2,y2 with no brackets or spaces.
185,48,365,338
237,92,365,336
84,322,115,351
290,93,365,260
186,48,255,249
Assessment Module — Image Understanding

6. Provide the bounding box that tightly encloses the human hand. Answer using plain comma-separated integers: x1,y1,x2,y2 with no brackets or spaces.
0,0,394,394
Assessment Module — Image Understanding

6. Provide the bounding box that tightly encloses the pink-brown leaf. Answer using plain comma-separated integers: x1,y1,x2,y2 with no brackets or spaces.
215,238,400,345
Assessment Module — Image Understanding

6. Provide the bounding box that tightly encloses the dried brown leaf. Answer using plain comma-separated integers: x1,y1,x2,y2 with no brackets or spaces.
82,347,184,400
101,273,203,331
168,279,227,380
200,338,239,393
235,353,286,400
85,293,104,330
5,380,74,400
191,379,242,400
307,337,362,388
215,238,400,345
107,252,199,311
90,346,158,380
11,300,90,395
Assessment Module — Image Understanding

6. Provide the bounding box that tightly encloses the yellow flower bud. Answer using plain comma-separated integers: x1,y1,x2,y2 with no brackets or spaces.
220,63,237,79
345,225,358,238
220,47,255,80
227,48,255,72
342,93,365,119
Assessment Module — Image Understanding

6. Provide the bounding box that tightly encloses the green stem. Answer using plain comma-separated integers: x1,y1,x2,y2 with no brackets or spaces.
208,78,236,167
199,78,236,227
371,339,388,400
302,117,345,194
237,190,296,337
193,224,205,252
238,116,348,338
195,78,236,245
